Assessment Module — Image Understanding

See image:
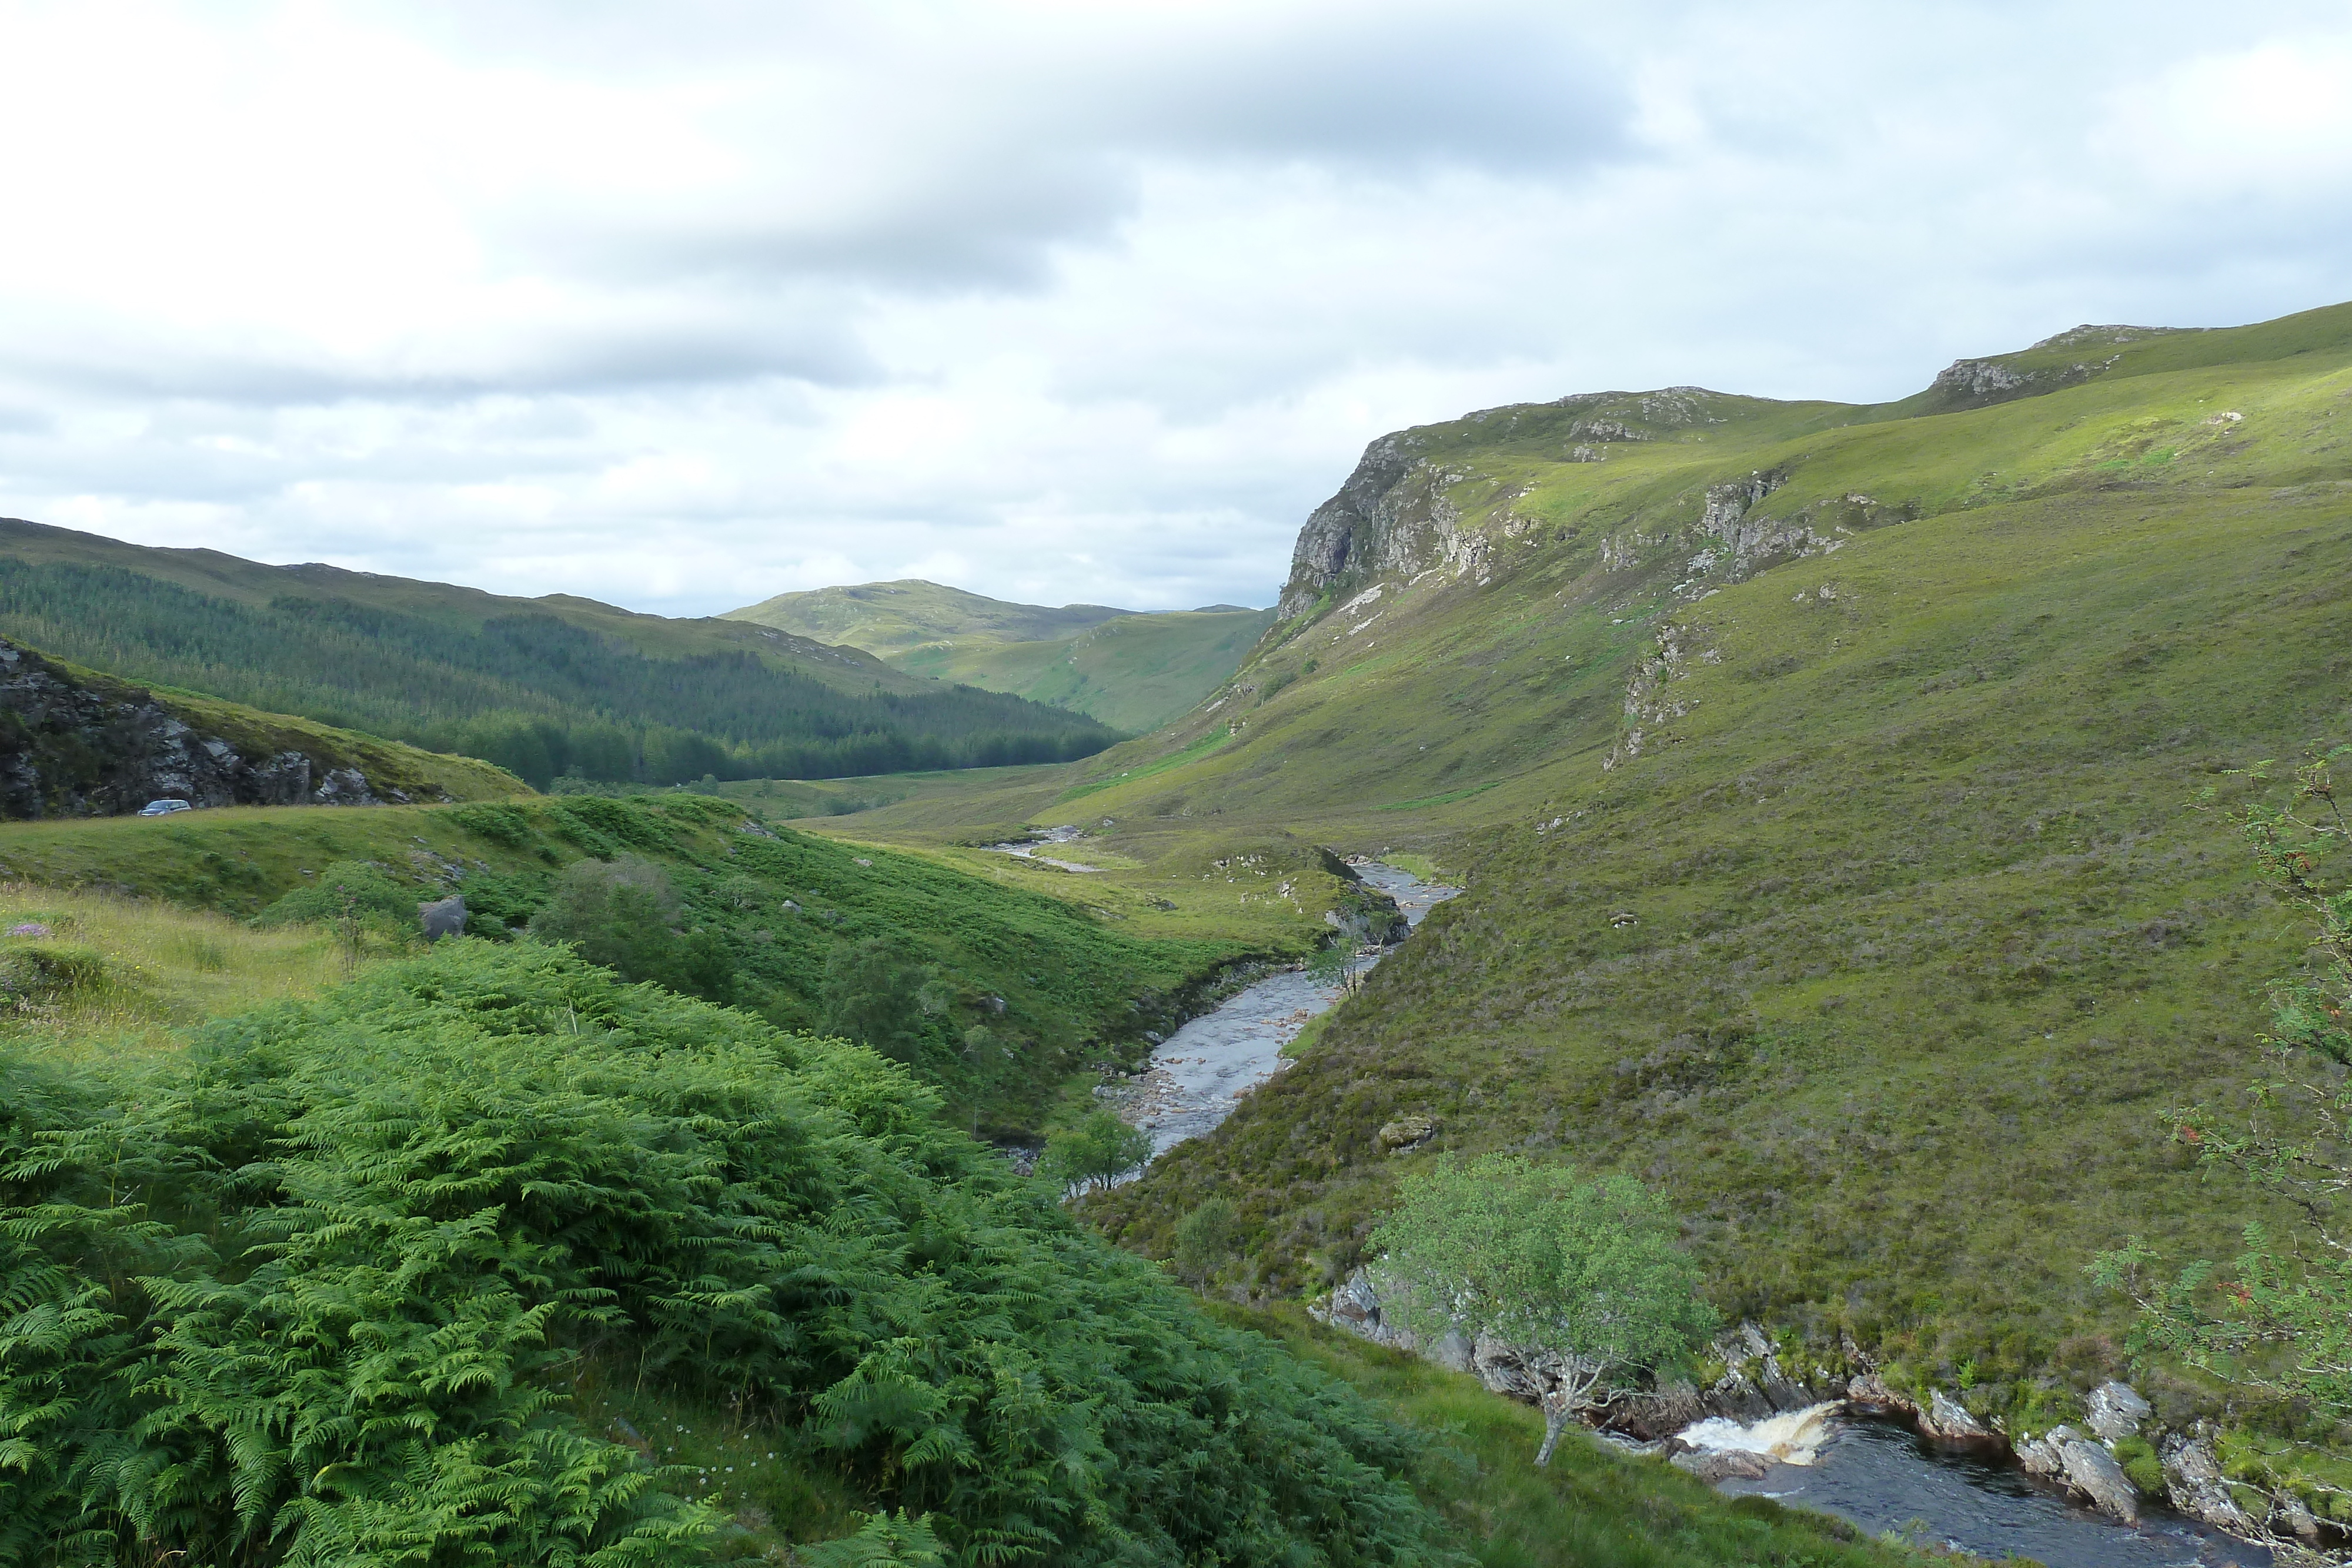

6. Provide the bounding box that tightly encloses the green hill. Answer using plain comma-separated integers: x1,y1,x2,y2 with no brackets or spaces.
0,631,529,816
0,521,1119,788
892,607,1279,731
726,578,1134,654
824,302,2352,1459
726,579,1277,732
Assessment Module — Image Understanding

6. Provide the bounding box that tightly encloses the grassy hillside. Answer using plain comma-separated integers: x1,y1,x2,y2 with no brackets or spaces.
0,633,532,817
727,579,1275,733
824,303,2352,1441
0,520,1118,786
894,607,1279,731
0,791,1371,1134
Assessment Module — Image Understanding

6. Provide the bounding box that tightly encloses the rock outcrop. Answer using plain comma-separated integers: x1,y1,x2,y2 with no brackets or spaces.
0,634,428,817
2083,1379,2152,1443
2160,1429,2255,1533
1920,1388,1996,1442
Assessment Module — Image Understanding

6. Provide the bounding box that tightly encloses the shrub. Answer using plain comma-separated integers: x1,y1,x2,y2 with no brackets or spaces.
1174,1197,1240,1292
449,801,535,847
528,854,732,1003
0,943,1452,1566
253,858,420,931
0,941,108,1006
818,937,950,1066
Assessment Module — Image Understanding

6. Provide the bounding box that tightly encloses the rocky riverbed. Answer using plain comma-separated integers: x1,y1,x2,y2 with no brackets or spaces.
1319,1277,2296,1565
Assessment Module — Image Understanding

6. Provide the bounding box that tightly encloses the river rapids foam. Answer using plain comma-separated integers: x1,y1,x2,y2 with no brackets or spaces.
1676,1403,1842,1467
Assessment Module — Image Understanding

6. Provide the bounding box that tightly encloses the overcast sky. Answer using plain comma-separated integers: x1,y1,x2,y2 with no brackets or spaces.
0,1,2346,617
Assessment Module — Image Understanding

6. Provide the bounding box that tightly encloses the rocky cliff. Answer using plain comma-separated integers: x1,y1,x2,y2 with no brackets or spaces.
0,635,522,817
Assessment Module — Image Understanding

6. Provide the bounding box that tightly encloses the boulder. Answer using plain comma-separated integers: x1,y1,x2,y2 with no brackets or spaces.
2159,1430,2254,1533
1317,1266,1426,1356
2056,1431,2139,1524
2271,1492,2323,1544
1671,1447,1771,1483
419,895,467,942
1921,1388,1994,1442
2015,1430,2066,1481
1375,1115,1437,1152
2083,1380,2151,1443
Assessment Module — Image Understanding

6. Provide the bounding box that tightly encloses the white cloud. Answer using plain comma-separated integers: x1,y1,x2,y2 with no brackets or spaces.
0,0,2347,616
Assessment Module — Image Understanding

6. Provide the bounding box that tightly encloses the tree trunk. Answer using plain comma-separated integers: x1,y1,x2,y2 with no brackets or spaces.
1535,1386,1574,1467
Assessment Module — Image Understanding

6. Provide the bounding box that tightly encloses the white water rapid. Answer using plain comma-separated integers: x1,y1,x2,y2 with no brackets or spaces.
1676,1405,1841,1467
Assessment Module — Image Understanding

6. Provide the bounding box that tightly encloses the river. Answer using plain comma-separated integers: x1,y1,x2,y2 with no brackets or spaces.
1102,859,1458,1155
1686,1407,2270,1567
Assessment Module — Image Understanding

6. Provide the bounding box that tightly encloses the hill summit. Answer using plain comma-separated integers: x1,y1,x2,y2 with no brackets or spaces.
727,579,1275,733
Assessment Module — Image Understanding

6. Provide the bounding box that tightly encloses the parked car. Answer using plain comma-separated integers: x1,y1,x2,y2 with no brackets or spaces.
136,798,194,817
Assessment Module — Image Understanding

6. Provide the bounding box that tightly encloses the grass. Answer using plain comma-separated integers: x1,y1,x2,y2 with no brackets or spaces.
1241,1304,1948,1568
0,882,372,1065
0,794,1355,1135
1058,726,1237,801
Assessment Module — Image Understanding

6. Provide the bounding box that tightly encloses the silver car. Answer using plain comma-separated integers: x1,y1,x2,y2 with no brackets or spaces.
137,798,194,817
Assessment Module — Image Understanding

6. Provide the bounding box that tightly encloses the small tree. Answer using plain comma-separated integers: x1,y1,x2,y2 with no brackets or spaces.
818,937,947,1065
1172,1196,1240,1294
1038,1109,1154,1196
1369,1152,1716,1465
1309,906,1377,994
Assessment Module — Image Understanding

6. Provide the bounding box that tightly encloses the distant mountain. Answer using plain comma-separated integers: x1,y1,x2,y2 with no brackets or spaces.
724,579,1275,733
726,579,1132,657
0,521,1118,788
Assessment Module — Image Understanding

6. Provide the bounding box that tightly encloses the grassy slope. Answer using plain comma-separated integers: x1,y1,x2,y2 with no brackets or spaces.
827,305,2352,1426
0,881,368,1066
894,607,1279,732
6,638,533,809
0,928,1937,1567
0,793,1359,1135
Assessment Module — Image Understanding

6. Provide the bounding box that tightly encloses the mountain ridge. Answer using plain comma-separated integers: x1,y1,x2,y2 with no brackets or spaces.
0,520,1120,788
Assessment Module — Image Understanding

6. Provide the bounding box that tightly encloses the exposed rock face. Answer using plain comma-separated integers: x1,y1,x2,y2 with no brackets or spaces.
1920,328,2179,414
2160,1430,2254,1533
0,635,410,817
2083,1379,2151,1443
1921,1388,1994,1442
1277,432,1438,617
2057,1433,2139,1524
